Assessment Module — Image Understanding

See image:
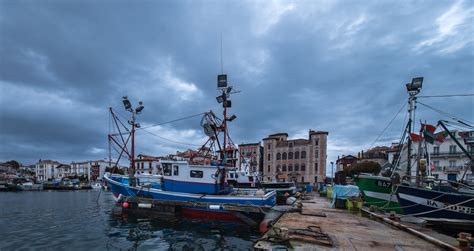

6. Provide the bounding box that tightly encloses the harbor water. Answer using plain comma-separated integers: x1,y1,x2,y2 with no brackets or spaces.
0,191,259,250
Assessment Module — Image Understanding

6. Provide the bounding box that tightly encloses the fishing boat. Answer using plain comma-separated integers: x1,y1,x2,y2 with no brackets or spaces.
395,120,474,222
396,181,474,221
105,73,277,223
354,77,425,213
354,174,401,213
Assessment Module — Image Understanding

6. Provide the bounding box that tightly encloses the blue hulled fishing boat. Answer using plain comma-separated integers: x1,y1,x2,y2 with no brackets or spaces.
396,183,474,221
105,73,277,222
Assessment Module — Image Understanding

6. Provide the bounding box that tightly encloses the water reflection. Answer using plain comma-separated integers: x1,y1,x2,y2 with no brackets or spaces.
0,191,258,250
107,208,259,250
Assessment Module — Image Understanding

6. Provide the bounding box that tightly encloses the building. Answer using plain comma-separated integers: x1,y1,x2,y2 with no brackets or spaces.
70,159,112,181
35,160,62,181
238,142,263,173
358,146,390,167
389,130,473,182
217,146,240,167
135,154,161,175
56,164,72,179
428,131,473,181
175,148,213,165
262,130,328,184
335,155,359,173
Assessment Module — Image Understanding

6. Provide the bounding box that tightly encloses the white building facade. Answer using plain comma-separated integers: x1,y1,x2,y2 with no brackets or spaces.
35,160,61,181
135,154,161,175
392,130,473,182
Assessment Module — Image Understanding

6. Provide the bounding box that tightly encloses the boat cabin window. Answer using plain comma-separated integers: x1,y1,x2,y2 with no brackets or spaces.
173,165,179,176
190,170,203,178
230,173,234,178
249,176,254,182
163,163,172,176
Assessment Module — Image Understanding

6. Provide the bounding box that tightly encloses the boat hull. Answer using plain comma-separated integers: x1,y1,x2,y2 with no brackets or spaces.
355,175,402,213
106,174,276,208
396,185,474,221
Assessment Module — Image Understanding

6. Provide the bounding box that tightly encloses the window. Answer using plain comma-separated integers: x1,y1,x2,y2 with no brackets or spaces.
433,161,439,170
315,150,319,158
315,163,318,172
267,165,270,172
267,154,271,161
277,153,281,160
288,164,293,172
314,176,318,183
141,162,144,169
449,160,456,167
295,151,299,159
277,165,281,172
301,177,304,183
282,165,287,172
249,176,254,182
173,165,179,176
433,146,439,154
289,142,293,148
295,164,299,171
163,163,171,176
315,139,319,146
301,151,306,159
288,152,293,159
268,144,271,149
449,145,456,154
301,164,306,171
190,170,203,178
282,152,287,160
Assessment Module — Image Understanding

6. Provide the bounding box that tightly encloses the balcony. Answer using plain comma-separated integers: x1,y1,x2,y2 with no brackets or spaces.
433,166,465,173
430,152,467,158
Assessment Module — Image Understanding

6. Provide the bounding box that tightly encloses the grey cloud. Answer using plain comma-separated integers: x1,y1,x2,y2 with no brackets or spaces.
0,0,472,175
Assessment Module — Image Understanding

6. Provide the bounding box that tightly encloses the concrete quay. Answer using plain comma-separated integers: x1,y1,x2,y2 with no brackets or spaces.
254,193,461,250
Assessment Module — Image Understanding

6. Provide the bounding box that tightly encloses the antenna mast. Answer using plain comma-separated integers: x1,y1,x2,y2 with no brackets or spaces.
220,33,224,74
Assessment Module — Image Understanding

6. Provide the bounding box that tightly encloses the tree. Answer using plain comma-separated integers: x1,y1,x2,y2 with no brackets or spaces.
2,160,20,169
346,161,382,176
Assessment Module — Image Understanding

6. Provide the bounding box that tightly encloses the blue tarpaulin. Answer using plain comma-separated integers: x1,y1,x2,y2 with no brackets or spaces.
331,185,360,207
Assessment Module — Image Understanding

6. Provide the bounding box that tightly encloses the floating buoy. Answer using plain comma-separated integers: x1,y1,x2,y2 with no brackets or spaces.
122,202,129,208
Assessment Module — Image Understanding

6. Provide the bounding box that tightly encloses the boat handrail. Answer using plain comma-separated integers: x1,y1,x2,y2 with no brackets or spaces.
402,175,474,191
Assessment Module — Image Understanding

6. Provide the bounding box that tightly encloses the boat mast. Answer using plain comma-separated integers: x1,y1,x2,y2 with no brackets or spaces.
405,77,423,181
121,97,144,187
130,112,136,185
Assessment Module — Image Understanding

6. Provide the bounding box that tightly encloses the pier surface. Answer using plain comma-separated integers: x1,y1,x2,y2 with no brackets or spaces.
255,193,458,250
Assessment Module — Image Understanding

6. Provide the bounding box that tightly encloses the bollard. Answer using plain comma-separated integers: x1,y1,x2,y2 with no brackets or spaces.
458,232,472,251
388,211,399,221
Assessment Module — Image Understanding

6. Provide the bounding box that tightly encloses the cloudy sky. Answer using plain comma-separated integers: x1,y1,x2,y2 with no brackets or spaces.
1,0,473,175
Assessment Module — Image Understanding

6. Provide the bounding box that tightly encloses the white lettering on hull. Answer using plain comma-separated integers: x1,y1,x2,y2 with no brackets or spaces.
398,193,474,215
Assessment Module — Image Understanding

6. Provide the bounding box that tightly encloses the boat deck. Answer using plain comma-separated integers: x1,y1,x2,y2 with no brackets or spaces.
254,193,459,250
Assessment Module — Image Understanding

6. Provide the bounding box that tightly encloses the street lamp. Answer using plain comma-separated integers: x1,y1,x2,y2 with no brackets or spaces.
330,161,334,185
405,77,423,94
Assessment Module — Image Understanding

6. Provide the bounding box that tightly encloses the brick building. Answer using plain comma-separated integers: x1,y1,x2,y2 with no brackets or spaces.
262,130,328,184
335,155,359,173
